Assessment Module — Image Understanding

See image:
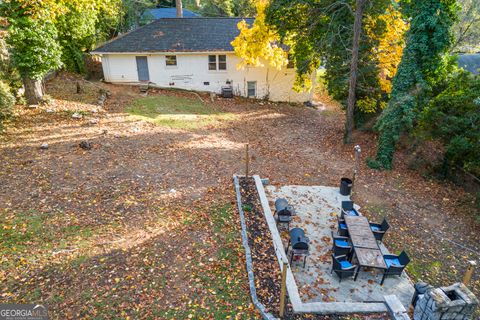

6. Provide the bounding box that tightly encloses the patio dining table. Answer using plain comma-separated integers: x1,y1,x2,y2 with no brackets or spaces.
344,215,386,281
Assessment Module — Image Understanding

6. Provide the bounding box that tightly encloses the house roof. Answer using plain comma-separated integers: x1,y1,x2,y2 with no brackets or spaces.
457,54,480,74
92,18,254,54
142,8,200,19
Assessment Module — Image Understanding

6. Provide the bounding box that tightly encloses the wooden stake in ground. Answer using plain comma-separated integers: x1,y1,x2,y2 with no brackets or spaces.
463,261,477,286
245,143,249,177
352,145,361,194
279,261,287,317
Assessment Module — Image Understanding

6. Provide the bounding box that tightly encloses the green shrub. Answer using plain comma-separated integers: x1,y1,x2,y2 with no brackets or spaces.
40,94,53,106
0,80,15,130
419,71,480,177
16,96,26,106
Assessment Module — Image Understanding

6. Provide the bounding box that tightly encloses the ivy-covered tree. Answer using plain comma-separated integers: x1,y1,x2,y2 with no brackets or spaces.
369,0,459,170
1,0,63,104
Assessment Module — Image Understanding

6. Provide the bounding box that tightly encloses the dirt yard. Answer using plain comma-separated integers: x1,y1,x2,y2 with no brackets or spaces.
0,73,478,319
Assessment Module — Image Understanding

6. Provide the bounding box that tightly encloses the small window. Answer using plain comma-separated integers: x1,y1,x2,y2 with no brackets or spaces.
218,55,227,70
247,81,256,97
204,81,210,85
208,55,217,70
166,55,177,66
287,54,294,69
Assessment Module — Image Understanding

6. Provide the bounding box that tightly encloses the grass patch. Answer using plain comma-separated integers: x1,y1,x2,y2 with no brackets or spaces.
0,210,100,271
153,205,255,319
1,204,255,318
314,69,342,108
319,109,338,117
126,95,237,129
407,260,442,282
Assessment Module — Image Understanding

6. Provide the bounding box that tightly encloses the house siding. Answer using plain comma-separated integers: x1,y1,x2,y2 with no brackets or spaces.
99,53,312,103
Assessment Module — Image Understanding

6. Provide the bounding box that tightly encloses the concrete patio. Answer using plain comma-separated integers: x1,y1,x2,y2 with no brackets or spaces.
265,184,415,309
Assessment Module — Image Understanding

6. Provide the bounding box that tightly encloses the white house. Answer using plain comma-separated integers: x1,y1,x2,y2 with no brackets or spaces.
92,18,313,103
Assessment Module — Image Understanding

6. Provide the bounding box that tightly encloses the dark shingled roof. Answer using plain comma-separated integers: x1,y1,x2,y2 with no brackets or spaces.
92,18,254,53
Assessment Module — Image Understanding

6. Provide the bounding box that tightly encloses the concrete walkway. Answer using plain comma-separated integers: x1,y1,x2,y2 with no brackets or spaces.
265,185,415,309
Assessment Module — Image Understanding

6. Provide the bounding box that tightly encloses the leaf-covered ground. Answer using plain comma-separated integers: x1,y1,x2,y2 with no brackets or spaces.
0,73,478,319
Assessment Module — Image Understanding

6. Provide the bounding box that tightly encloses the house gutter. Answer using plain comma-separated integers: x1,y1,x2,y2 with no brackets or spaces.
90,51,236,55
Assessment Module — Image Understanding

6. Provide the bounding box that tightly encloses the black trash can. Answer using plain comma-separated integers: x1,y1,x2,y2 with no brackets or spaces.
339,177,353,196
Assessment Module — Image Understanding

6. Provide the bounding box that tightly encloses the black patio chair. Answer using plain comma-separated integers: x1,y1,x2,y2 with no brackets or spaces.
331,254,357,282
331,231,352,257
340,201,360,218
369,218,390,242
337,217,349,237
381,251,410,285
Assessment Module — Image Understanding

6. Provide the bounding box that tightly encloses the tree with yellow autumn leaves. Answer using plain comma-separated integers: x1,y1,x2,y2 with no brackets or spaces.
232,0,407,129
366,6,407,94
231,0,288,70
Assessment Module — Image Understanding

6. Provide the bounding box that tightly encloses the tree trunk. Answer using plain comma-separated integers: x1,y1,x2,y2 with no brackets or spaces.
344,0,366,144
176,0,183,17
23,77,44,105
